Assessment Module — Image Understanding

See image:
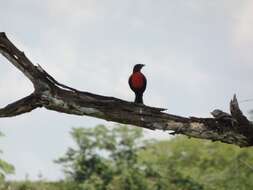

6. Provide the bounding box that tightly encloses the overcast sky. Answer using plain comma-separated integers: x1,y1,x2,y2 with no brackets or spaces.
1,0,253,181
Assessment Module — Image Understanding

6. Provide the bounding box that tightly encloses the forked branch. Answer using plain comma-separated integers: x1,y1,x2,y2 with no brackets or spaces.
1,32,253,147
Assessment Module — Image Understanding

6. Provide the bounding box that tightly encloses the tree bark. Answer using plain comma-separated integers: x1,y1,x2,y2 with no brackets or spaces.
1,32,253,147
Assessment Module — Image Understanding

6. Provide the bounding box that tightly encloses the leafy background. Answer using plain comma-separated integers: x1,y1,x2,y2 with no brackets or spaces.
1,124,252,190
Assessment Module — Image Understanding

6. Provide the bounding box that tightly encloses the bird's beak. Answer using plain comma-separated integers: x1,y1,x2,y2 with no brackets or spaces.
141,64,145,67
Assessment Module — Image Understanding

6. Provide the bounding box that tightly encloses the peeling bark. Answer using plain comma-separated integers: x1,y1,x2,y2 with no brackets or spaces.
1,32,253,147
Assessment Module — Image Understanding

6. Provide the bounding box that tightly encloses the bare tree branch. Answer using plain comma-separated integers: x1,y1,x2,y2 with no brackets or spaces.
1,32,253,147
0,94,42,117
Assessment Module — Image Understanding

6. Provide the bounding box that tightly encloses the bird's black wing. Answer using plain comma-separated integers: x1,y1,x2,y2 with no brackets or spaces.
140,74,147,93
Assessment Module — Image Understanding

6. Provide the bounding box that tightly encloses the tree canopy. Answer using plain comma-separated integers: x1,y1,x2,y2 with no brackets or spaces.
1,125,253,189
55,125,253,190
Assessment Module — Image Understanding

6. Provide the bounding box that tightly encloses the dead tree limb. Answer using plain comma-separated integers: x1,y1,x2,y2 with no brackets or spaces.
1,32,253,147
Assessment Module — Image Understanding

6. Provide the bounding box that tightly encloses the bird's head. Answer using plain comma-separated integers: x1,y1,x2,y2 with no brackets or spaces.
133,64,145,72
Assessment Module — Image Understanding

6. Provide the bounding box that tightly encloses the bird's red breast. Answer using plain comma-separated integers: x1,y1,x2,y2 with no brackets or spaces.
130,72,145,89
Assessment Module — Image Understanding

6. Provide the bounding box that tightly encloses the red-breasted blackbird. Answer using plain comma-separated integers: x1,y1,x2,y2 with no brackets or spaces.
128,64,147,104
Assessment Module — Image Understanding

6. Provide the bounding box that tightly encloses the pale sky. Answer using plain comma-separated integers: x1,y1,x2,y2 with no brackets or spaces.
1,0,253,180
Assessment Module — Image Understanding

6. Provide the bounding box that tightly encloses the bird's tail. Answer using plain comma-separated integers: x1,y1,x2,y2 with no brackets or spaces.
135,93,143,104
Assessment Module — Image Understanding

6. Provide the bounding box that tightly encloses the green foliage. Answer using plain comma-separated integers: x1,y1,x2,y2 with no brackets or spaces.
55,124,146,190
0,180,79,190
0,131,14,182
139,136,253,190
56,125,253,190
2,125,253,190
55,125,204,190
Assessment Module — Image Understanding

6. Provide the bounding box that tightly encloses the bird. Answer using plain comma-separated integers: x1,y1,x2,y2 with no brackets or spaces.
128,64,147,104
